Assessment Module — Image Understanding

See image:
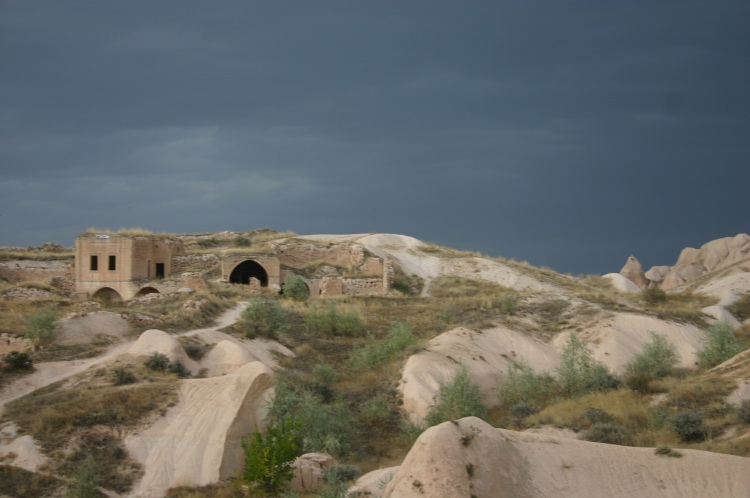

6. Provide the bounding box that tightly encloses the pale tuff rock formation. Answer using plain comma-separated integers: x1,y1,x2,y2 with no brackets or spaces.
348,466,399,498
619,255,649,289
128,329,200,374
0,432,46,472
701,305,742,329
602,273,641,293
382,417,750,498
289,453,337,493
654,234,750,290
125,361,274,498
399,313,706,423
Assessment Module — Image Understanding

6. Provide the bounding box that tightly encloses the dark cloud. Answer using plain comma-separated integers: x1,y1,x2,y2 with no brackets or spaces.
1,1,748,274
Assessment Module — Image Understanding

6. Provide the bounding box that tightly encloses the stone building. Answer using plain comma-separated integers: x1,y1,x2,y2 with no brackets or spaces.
75,234,182,301
74,233,392,301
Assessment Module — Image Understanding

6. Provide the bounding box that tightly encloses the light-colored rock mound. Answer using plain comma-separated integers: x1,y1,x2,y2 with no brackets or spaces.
128,329,198,373
567,312,706,374
694,271,750,306
125,361,274,498
701,305,741,328
57,311,129,345
349,466,399,498
0,434,46,472
289,453,336,493
400,326,559,422
619,255,648,289
200,340,260,376
384,417,750,498
400,313,706,422
603,273,641,293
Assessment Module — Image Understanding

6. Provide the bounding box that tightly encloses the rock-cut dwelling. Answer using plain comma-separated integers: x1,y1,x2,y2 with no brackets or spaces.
74,233,393,301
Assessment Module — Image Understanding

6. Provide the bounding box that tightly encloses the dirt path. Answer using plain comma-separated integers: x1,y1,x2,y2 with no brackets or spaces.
0,303,248,412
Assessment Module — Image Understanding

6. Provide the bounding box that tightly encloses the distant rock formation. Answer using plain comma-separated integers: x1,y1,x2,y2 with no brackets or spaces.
618,255,649,289
617,234,750,291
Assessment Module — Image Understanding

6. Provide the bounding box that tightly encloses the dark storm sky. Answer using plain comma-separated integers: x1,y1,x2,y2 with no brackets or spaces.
1,1,748,274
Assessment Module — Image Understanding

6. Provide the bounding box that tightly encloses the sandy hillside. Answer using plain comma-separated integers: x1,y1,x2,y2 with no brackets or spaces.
381,417,750,498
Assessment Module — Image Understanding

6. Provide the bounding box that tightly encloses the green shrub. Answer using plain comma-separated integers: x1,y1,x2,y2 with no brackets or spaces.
360,394,393,427
698,322,745,368
242,297,288,339
324,465,360,484
24,307,59,346
3,351,33,370
642,287,668,306
350,322,416,370
112,368,136,385
168,360,191,378
69,454,100,498
242,417,300,495
625,333,678,380
584,407,614,425
144,353,170,371
556,333,618,398
501,291,518,315
304,305,366,337
267,381,356,458
425,366,488,426
509,402,537,419
282,275,310,301
581,423,634,446
670,411,706,442
497,362,557,409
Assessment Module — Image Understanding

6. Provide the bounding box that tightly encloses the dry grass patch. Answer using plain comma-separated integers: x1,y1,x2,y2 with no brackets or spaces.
0,465,67,497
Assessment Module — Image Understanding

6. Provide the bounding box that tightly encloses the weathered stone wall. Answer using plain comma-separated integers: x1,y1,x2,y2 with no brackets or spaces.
342,278,387,296
361,257,384,276
319,276,343,296
172,254,221,273
0,259,74,290
274,242,366,270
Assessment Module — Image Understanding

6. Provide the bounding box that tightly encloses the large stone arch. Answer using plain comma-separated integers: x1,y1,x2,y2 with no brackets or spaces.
229,260,269,287
135,286,160,298
92,286,123,302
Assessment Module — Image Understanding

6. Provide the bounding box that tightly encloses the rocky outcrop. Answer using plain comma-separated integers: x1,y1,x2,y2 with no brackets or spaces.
619,255,649,289
651,234,750,290
383,417,750,498
289,453,337,493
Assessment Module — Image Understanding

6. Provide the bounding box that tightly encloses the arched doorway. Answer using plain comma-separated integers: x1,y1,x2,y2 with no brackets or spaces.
92,287,123,303
135,286,160,298
229,260,269,286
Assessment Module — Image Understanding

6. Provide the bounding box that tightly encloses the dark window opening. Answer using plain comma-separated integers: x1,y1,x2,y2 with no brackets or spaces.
90,255,98,271
108,255,116,271
155,263,165,279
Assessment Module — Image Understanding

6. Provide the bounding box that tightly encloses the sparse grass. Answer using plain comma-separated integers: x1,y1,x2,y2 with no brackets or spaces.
4,380,178,449
727,293,750,322
0,465,67,497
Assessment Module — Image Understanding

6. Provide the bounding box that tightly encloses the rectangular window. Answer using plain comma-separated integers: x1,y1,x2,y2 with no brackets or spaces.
90,255,98,271
109,255,116,271
155,263,165,278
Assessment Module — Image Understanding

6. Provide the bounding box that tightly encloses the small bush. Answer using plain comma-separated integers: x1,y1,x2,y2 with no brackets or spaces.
324,465,360,484
350,322,416,370
304,305,366,337
112,368,136,385
509,402,537,419
69,454,100,498
625,333,678,380
655,446,683,458
144,353,170,371
282,275,310,301
557,333,618,398
3,351,33,370
581,423,634,446
698,322,745,368
242,297,288,339
501,292,518,315
584,407,614,425
425,366,488,426
642,287,668,306
497,362,557,409
25,307,59,346
242,417,300,495
169,361,191,378
670,411,706,442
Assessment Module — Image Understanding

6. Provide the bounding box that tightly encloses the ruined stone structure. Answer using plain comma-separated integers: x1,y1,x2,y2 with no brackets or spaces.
75,234,183,301
74,233,392,301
